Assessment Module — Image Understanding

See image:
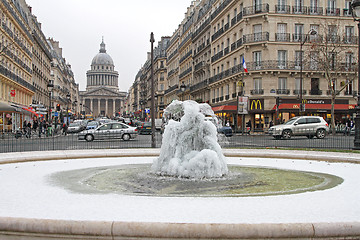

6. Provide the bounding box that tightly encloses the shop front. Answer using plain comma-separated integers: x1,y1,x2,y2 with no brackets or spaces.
273,98,356,124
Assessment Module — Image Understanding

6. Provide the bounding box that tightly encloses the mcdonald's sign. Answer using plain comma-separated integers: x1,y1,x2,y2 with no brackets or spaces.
250,99,264,111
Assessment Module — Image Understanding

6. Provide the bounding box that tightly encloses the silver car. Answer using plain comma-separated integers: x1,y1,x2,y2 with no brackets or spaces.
268,116,329,140
78,122,138,142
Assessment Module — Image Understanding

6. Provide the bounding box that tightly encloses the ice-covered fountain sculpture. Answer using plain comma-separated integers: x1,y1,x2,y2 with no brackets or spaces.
151,100,228,179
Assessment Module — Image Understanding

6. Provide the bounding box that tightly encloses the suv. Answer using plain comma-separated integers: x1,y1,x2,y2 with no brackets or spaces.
268,116,329,139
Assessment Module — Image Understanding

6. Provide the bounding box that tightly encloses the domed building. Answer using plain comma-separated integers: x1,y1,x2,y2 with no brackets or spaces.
79,39,127,118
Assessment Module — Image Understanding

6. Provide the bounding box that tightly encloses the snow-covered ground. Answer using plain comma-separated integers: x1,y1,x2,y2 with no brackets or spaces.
0,156,359,224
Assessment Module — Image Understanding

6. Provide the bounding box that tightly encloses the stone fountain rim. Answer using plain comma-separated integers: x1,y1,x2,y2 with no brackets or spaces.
0,148,359,240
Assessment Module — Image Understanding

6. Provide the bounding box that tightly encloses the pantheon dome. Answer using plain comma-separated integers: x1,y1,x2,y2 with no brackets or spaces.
91,40,114,66
86,39,119,92
79,39,127,118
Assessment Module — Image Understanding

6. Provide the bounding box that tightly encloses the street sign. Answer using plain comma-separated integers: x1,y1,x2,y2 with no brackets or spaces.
10,90,15,97
145,108,150,114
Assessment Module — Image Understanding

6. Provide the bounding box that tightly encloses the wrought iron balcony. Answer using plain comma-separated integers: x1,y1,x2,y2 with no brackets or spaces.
326,8,340,16
293,90,307,95
243,4,269,16
308,6,323,15
243,32,269,44
275,5,290,13
250,89,264,95
276,89,290,95
292,6,307,14
310,89,323,95
275,33,291,42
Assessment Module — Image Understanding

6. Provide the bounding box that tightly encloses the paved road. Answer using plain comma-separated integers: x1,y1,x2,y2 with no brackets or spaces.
0,132,355,153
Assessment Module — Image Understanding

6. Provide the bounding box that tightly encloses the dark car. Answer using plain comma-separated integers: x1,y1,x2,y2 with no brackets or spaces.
138,122,152,135
218,126,233,137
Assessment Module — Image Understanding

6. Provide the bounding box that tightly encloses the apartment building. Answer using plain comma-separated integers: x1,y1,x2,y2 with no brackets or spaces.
48,38,79,121
0,0,34,131
207,0,357,131
127,0,357,132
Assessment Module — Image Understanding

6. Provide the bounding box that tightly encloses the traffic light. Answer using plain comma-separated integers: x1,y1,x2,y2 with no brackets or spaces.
56,104,60,111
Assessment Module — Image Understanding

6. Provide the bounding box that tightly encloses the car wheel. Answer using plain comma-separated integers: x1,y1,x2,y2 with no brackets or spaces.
282,129,292,139
316,129,326,139
122,133,130,141
85,134,94,142
307,135,314,139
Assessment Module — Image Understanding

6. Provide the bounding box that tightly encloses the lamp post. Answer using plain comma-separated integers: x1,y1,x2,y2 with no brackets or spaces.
180,82,186,101
299,29,317,115
352,0,360,149
47,82,54,123
150,32,156,148
66,93,71,125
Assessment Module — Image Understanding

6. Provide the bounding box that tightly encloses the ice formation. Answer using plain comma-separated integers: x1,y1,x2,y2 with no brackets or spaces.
152,100,228,179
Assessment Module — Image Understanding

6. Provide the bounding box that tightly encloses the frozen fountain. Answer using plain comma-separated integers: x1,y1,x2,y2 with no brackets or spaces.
152,100,228,179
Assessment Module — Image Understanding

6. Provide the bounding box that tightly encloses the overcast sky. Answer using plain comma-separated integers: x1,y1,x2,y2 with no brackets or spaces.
25,0,193,92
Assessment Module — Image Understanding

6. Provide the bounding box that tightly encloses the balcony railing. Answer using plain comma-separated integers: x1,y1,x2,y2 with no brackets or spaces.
293,90,307,95
326,8,340,16
275,33,291,42
308,6,323,15
292,6,307,14
164,84,178,95
243,32,269,43
243,4,269,16
310,89,323,95
276,89,290,95
275,5,290,13
190,79,208,92
250,89,264,95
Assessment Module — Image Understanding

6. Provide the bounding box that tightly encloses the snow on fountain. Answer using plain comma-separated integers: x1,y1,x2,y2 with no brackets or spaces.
151,100,228,179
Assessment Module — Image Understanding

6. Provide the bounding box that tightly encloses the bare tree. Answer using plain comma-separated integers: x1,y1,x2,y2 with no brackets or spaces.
305,20,358,134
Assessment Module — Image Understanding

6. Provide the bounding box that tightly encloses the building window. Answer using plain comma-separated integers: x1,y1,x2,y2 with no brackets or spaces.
294,24,304,41
278,50,287,69
254,78,262,90
278,77,287,89
253,51,262,69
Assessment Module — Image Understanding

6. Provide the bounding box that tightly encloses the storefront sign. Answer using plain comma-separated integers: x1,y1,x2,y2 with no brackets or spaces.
237,96,248,114
250,99,264,111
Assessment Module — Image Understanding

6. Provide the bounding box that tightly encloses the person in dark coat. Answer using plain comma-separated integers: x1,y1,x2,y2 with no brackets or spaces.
246,119,252,134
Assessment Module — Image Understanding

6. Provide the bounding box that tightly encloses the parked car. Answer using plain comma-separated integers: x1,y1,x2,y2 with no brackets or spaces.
78,122,138,142
268,116,329,140
204,116,233,137
138,122,152,135
67,121,86,133
86,121,100,130
217,126,233,137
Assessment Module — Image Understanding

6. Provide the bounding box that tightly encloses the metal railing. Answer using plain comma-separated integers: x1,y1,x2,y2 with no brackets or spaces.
0,129,355,153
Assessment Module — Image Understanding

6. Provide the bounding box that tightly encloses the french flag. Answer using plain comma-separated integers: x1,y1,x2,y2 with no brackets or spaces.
242,57,248,73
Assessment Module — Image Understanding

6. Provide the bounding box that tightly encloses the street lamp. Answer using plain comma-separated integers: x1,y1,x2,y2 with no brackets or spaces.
180,82,186,92
150,32,155,148
66,93,71,124
299,29,317,115
47,82,54,123
351,0,360,149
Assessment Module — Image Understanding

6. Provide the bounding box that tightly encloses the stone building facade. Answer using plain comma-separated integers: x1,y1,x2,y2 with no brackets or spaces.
128,0,358,132
79,39,126,118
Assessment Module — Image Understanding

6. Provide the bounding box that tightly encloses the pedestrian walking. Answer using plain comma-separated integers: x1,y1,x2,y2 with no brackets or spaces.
246,119,252,134
33,119,38,132
38,119,43,138
26,121,31,138
62,122,68,136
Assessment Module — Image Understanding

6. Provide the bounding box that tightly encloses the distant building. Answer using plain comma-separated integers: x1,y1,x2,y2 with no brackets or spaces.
79,39,126,118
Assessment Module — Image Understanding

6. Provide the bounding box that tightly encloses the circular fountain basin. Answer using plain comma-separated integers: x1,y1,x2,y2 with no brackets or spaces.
0,149,359,239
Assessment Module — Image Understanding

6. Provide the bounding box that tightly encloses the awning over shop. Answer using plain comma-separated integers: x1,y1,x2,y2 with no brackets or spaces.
212,105,237,112
273,103,357,111
0,101,17,111
22,107,41,117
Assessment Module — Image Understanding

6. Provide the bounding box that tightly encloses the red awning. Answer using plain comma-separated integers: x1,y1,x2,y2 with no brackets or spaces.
212,105,237,112
22,107,40,116
273,104,356,111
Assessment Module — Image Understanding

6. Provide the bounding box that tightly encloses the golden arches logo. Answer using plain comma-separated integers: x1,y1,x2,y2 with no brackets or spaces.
302,99,308,104
250,100,262,110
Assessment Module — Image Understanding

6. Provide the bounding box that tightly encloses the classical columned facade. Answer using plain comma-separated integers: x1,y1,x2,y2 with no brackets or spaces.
79,39,126,118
